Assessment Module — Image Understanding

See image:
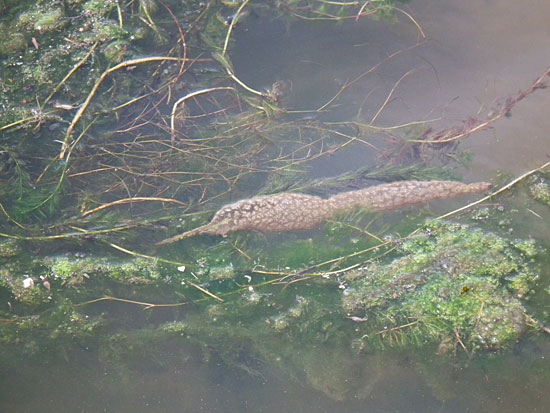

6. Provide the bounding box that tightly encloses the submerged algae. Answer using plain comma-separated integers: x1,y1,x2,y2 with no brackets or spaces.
529,174,550,207
0,239,22,259
0,255,178,366
48,256,167,285
0,219,546,401
146,221,542,399
0,0,547,402
342,221,541,350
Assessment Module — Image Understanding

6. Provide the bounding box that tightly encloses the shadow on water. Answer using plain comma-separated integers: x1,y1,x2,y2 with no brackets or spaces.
2,1,550,412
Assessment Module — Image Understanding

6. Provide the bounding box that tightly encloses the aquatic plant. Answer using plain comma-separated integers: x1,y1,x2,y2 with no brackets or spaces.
342,221,541,351
1,0,550,403
1,215,546,402
529,174,550,207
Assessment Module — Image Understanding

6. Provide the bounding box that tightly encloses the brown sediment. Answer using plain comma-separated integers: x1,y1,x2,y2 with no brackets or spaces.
156,180,491,245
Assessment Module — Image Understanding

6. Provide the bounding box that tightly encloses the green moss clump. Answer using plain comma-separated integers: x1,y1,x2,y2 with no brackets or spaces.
341,221,541,350
0,239,22,259
0,219,544,402
65,0,86,7
107,258,164,284
34,8,66,34
49,257,99,282
15,10,40,31
0,26,26,55
0,301,104,361
16,5,66,33
209,263,235,280
512,238,538,258
159,321,187,335
101,39,129,64
87,19,127,42
83,0,118,17
148,220,543,401
0,269,51,307
49,256,165,285
529,175,550,206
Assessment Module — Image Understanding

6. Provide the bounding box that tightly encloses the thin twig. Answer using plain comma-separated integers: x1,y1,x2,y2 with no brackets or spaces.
437,160,550,220
44,42,99,106
106,241,189,267
76,295,187,310
81,196,188,218
370,67,425,124
58,56,190,160
0,200,27,229
326,219,384,242
188,281,224,302
393,7,426,39
170,87,236,141
159,0,188,83
376,319,419,335
222,0,251,56
317,41,425,112
410,67,550,145
454,327,470,357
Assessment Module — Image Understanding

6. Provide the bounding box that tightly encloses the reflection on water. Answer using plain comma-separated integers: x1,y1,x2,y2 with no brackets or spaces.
3,0,550,411
233,0,550,179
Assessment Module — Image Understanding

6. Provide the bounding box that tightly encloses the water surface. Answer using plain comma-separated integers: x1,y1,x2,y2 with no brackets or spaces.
3,1,550,411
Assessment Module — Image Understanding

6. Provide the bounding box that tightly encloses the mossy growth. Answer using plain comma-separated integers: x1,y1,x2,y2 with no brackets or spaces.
529,174,550,207
151,220,542,400
0,219,545,401
48,256,167,285
0,268,52,308
0,25,26,55
16,4,66,33
341,221,541,351
83,0,118,18
34,7,67,34
86,19,128,43
0,298,105,363
100,39,130,64
0,239,23,259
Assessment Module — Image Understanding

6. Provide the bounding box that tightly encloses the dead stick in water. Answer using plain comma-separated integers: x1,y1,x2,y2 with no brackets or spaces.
437,160,550,220
58,56,195,160
81,197,188,218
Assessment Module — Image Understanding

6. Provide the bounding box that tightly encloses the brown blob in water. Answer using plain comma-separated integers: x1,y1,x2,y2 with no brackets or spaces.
156,180,491,245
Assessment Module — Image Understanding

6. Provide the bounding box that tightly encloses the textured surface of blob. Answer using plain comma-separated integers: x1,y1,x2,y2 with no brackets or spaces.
207,193,333,234
157,180,491,245
328,181,492,212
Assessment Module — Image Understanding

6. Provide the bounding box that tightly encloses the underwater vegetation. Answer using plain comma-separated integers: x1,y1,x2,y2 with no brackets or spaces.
529,174,550,207
1,211,548,400
1,0,550,403
342,221,540,351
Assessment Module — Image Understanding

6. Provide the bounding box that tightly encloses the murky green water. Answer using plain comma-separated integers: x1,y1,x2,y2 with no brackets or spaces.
2,1,550,411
